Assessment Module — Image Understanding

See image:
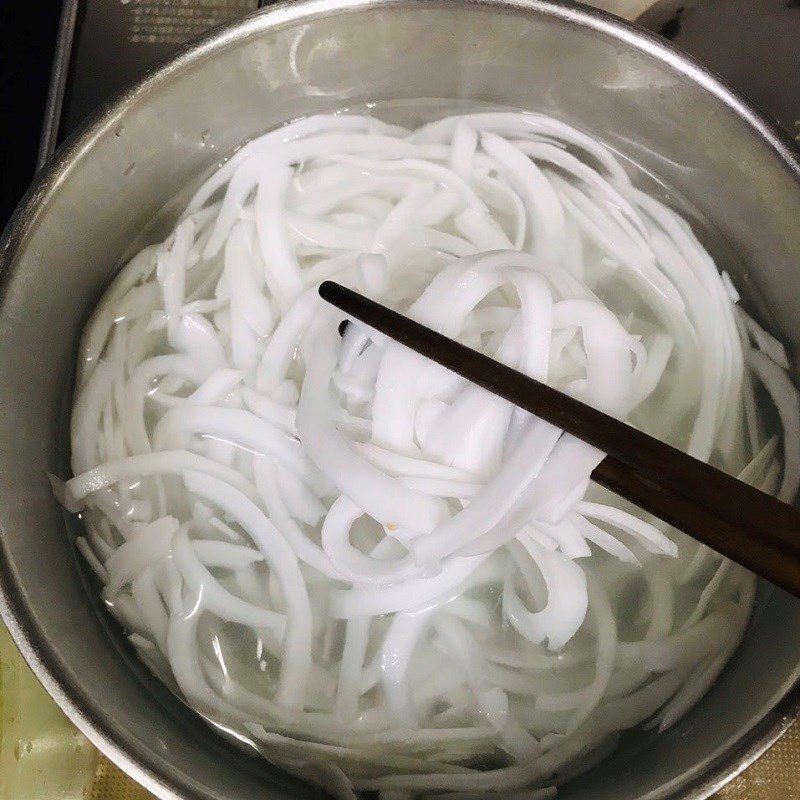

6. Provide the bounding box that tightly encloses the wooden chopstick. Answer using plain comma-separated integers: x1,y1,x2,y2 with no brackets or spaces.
319,280,800,598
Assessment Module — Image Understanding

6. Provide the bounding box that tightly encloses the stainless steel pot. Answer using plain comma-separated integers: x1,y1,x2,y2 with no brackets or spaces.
1,1,799,798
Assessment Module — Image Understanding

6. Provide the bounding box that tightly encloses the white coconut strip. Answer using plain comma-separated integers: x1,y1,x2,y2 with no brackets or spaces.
297,320,443,533
60,450,259,509
182,470,312,709
60,111,783,796
747,349,800,501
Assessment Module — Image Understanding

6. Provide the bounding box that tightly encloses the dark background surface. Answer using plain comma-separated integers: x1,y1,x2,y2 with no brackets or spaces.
0,0,261,231
0,4,63,228
62,0,258,138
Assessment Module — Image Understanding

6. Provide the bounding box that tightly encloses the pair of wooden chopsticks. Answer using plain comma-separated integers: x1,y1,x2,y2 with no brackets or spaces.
319,280,800,598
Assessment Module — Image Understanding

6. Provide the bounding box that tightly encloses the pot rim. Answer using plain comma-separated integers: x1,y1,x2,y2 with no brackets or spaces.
1,1,799,798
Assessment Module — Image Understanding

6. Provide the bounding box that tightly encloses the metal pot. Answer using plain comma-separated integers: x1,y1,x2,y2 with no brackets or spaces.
1,1,799,798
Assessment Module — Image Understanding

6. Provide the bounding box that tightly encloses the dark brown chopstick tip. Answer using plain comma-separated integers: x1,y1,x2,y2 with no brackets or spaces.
319,281,338,303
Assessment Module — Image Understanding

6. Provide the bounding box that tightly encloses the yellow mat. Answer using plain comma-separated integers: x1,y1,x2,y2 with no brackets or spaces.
717,722,800,800
84,727,800,800
86,761,152,800
82,738,800,799
3,614,799,800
